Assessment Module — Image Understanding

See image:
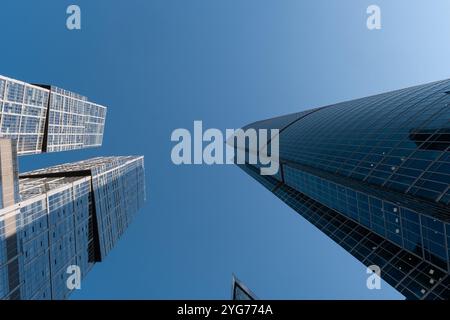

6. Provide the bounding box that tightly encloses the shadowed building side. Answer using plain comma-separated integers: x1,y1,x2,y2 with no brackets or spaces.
232,275,258,300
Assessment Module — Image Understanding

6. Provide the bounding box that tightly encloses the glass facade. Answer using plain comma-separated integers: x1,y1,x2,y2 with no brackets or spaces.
45,86,106,152
232,275,257,300
238,79,450,300
0,76,49,155
0,156,145,299
22,156,146,259
0,75,106,155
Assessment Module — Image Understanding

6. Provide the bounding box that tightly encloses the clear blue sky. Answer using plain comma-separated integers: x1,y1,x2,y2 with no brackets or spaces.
1,0,450,299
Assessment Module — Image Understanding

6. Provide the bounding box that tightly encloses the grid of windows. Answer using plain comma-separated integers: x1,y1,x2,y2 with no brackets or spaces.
232,277,257,300
239,79,450,300
0,75,107,156
283,165,449,271
0,156,145,299
0,177,95,300
0,211,13,298
0,76,49,154
277,79,450,205
19,156,146,260
92,158,145,257
46,86,106,152
241,164,449,299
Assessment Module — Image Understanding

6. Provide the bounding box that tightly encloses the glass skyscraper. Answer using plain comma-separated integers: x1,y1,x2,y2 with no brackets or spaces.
237,79,450,300
0,75,106,155
232,275,257,300
0,152,145,299
0,74,143,300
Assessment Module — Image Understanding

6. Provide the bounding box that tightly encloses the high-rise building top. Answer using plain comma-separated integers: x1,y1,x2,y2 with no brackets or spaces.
0,150,145,299
238,79,450,300
0,75,106,155
232,275,257,300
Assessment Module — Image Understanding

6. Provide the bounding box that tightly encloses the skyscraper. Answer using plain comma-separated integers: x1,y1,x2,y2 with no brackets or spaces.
0,75,106,155
0,149,145,299
237,79,450,300
232,275,257,300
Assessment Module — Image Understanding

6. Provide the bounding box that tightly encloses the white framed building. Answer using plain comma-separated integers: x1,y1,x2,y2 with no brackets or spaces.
0,75,106,155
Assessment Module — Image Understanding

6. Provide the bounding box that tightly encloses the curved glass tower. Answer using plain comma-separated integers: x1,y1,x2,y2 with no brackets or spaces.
238,79,450,300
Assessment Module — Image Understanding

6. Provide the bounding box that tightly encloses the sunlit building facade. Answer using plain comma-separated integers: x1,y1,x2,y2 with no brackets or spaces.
0,75,106,155
0,153,145,299
238,79,450,299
